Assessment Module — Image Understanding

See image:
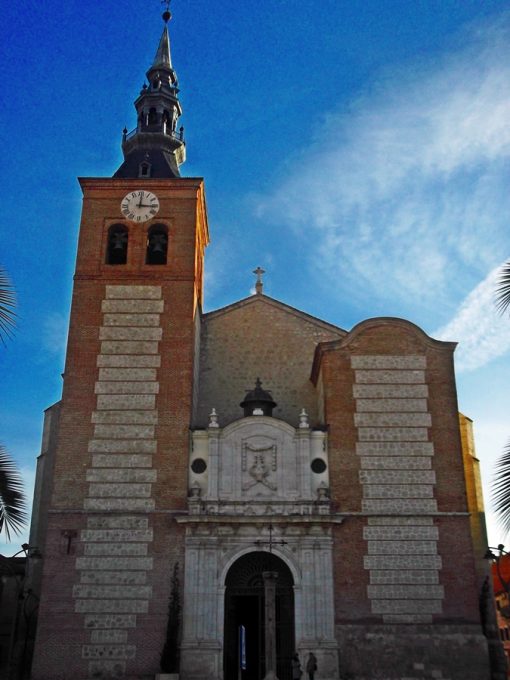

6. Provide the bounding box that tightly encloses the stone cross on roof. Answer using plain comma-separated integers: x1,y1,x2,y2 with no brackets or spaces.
253,266,266,295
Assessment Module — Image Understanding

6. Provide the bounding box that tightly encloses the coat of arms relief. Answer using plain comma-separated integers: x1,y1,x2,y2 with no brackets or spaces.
241,441,277,494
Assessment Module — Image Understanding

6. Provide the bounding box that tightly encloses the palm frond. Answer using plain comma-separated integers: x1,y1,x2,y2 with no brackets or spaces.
493,440,510,536
0,266,16,343
0,444,28,541
495,259,510,316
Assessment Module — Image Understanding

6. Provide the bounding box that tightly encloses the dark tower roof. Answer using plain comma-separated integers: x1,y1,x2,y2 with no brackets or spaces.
114,5,185,179
240,378,277,417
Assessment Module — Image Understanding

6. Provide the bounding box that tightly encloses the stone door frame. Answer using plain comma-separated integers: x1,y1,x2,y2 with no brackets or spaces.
178,521,340,680
223,551,296,680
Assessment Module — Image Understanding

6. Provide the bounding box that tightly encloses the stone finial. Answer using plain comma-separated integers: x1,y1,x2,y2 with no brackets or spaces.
253,266,265,295
208,408,219,428
299,408,309,429
162,0,172,23
317,482,329,500
190,481,201,498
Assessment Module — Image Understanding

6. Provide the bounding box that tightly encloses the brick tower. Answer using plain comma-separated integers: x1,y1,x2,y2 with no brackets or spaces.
31,6,208,679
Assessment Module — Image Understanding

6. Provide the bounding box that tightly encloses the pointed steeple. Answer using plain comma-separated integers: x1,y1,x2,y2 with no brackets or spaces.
152,25,172,70
114,3,185,179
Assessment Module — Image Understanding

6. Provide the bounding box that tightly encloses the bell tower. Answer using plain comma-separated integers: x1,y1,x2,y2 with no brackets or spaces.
31,4,208,679
115,3,186,180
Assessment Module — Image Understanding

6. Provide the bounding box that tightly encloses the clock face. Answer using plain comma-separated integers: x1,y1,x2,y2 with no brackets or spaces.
121,190,160,222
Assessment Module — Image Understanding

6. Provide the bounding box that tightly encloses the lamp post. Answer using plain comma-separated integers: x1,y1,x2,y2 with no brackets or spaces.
0,543,42,680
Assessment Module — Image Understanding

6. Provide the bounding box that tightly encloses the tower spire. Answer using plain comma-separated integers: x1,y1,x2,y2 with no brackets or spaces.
153,2,173,69
114,2,185,179
152,24,172,70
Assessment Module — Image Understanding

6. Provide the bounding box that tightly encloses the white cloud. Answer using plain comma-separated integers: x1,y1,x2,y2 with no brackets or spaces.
259,13,510,318
204,235,275,308
42,312,68,358
203,235,238,306
434,262,510,372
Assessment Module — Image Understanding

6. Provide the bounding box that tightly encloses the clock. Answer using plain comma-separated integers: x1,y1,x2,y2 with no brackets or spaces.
120,190,160,222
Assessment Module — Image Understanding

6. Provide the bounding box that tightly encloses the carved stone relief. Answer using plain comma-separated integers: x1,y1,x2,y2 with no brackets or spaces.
189,416,330,515
242,441,277,493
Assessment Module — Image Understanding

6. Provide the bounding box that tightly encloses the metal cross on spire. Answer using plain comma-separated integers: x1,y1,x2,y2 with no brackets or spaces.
253,266,266,295
254,523,288,553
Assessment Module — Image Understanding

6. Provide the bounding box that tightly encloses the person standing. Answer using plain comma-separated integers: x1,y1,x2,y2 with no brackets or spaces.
306,652,317,680
291,653,302,680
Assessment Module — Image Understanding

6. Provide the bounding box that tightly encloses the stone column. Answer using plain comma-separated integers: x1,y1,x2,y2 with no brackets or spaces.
263,571,279,680
296,429,311,499
208,428,220,498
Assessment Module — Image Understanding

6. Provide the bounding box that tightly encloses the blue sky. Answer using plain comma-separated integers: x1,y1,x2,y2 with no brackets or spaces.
1,0,509,552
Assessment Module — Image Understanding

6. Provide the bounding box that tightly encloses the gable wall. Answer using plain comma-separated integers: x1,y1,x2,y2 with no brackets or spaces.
194,298,343,428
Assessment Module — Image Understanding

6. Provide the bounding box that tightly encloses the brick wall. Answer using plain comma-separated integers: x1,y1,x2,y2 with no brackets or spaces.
318,319,480,625
316,318,488,679
195,296,344,429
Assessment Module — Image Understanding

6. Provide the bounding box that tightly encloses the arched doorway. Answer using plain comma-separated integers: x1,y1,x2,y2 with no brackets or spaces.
224,552,295,680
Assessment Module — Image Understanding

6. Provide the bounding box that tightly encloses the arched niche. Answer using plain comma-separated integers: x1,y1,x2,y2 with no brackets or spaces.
138,161,152,178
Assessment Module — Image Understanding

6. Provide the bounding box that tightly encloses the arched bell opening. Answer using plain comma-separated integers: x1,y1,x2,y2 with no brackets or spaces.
146,224,168,265
105,224,128,265
148,107,158,124
162,109,172,132
224,552,295,680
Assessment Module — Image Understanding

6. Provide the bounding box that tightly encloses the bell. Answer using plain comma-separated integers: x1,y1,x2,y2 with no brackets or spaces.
112,233,127,250
150,234,167,253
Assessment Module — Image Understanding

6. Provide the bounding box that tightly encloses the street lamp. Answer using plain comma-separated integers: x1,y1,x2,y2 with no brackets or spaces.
0,543,42,680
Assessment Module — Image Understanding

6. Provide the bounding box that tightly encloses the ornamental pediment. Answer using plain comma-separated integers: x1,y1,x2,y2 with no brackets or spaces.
189,415,330,516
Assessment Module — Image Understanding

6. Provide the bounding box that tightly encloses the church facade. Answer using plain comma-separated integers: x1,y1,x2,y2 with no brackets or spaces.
29,7,494,680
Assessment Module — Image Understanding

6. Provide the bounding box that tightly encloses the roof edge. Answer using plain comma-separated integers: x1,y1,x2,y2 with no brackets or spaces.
311,316,458,384
203,293,347,335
